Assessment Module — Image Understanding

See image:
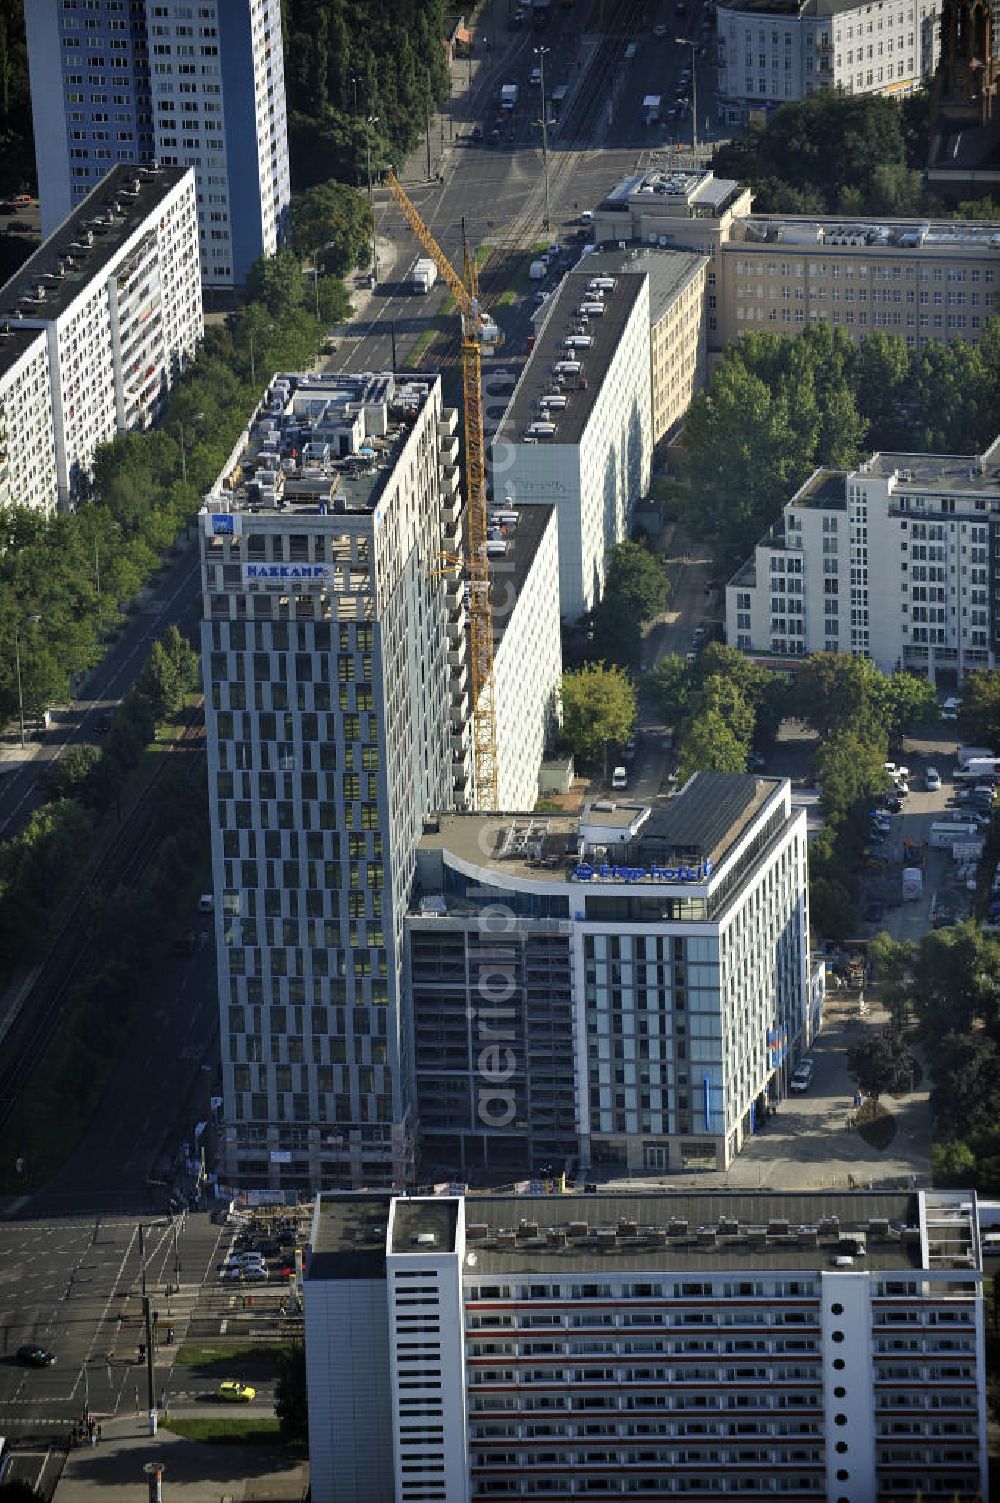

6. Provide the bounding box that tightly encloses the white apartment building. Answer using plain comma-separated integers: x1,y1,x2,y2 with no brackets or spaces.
492,270,652,622
591,167,1000,356
727,435,1000,678
0,163,201,509
716,0,940,124
487,503,562,811
410,771,815,1178
0,326,58,516
304,1187,988,1503
26,0,290,288
574,247,709,447
199,371,467,1192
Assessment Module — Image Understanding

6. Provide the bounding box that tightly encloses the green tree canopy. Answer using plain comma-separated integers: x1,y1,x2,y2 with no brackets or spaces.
290,178,373,276
847,1024,921,1098
559,664,637,768
275,1342,309,1444
677,709,748,781
645,654,693,726
956,669,1000,746
604,541,670,622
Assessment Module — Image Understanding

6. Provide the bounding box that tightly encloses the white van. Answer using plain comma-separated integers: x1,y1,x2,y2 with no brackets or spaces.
611,766,628,791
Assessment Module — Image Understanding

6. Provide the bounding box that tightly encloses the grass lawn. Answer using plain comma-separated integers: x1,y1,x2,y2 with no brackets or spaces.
163,1416,282,1446
175,1342,291,1372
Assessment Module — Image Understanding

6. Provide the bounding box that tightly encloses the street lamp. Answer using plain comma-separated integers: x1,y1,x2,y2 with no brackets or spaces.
675,36,698,152
13,613,41,749
175,412,204,485
534,46,552,231
366,116,380,280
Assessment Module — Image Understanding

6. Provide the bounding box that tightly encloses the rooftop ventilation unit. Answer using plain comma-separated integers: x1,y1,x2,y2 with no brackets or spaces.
546,1228,567,1247
767,1219,791,1237
868,1217,890,1237
567,1221,588,1239
668,1219,688,1237
412,1232,436,1246
517,1221,539,1239
466,1223,489,1241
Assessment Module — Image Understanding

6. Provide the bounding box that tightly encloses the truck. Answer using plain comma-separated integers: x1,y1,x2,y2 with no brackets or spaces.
930,821,980,848
954,756,1000,783
902,866,924,901
500,83,518,111
952,839,985,862
411,258,437,294
957,745,995,768
642,94,662,126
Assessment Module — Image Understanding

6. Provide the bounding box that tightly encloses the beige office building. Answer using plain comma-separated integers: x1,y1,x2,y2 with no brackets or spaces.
576,247,709,446
593,166,1000,357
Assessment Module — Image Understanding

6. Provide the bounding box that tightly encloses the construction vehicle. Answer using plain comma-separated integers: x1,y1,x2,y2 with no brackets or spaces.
384,168,501,810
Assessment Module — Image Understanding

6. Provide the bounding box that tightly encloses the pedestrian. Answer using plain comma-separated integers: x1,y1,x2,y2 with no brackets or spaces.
96,1425,102,1445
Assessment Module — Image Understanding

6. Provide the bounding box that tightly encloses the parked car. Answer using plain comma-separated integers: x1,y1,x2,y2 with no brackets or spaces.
862,899,884,923
789,1059,814,1092
612,765,628,791
941,696,961,722
925,767,942,792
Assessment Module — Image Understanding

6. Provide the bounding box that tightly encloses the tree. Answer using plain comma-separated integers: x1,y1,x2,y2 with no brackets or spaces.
590,594,642,671
275,1341,308,1444
957,669,1000,745
646,654,693,726
881,672,938,743
847,1024,920,1098
677,709,748,781
814,730,889,825
931,1138,977,1187
559,664,637,769
928,1031,1000,1140
38,744,102,803
244,250,309,318
793,654,886,740
290,178,373,276
604,541,670,622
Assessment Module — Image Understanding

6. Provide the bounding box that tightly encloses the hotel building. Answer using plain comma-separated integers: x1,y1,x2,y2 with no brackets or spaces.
409,771,815,1178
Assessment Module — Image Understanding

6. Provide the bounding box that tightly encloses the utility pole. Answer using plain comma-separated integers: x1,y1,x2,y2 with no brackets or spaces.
144,1461,165,1503
13,619,25,749
390,319,398,372
139,1222,147,1298
142,1294,156,1435
676,37,697,152
535,46,551,231
366,116,380,280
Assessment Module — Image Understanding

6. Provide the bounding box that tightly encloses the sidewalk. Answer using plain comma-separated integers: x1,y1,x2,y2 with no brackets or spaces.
53,1415,307,1502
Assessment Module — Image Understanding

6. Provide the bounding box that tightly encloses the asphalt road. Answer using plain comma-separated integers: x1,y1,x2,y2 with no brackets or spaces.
0,1212,225,1439
0,542,202,843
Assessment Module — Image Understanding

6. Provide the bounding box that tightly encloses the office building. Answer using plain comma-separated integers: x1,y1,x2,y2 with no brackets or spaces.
726,434,1000,677
409,771,814,1177
199,370,467,1191
304,1187,987,1503
26,0,290,288
574,246,709,447
591,166,1000,356
716,0,940,125
492,270,652,621
486,503,562,812
0,163,201,509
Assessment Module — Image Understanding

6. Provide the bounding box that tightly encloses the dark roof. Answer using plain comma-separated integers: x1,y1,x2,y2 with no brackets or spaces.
0,164,191,326
495,272,647,449
793,470,847,510
464,1190,924,1273
637,772,774,866
391,1199,459,1255
0,321,46,386
307,1192,392,1281
490,503,555,649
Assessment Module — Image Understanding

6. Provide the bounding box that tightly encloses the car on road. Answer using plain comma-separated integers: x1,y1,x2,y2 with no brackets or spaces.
217,1381,255,1403
241,1265,268,1282
471,124,483,141
789,1059,814,1092
198,893,214,912
926,767,942,792
17,1344,55,1367
612,765,628,791
941,696,961,721
653,23,667,36
862,899,884,923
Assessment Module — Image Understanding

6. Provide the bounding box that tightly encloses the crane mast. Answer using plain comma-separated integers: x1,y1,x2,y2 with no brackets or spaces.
384,169,499,811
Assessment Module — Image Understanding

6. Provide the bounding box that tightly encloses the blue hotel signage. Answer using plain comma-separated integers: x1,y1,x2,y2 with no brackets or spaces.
571,860,713,884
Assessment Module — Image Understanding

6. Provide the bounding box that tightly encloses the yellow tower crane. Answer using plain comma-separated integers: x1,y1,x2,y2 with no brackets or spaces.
384,168,499,811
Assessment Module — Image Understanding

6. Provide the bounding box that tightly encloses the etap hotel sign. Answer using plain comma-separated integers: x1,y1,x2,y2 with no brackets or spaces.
571,860,713,884
242,563,334,589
